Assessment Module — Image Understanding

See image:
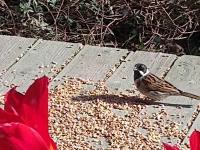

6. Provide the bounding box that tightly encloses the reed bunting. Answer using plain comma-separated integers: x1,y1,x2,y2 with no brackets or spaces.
134,63,200,101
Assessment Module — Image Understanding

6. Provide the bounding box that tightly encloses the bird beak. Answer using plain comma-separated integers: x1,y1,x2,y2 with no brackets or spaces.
133,66,137,71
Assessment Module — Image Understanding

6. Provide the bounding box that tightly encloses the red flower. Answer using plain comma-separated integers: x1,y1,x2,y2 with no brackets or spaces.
0,76,57,150
163,143,180,150
163,130,200,150
190,130,200,150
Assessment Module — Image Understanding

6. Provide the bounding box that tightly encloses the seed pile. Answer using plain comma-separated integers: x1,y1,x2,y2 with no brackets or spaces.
49,79,189,150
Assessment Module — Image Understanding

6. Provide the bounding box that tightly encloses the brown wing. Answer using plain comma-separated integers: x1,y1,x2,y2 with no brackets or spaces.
142,73,181,94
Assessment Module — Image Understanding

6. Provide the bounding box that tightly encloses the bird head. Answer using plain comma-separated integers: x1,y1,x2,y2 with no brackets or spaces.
133,63,149,80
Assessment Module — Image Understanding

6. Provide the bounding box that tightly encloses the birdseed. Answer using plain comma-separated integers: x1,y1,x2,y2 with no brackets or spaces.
47,79,189,150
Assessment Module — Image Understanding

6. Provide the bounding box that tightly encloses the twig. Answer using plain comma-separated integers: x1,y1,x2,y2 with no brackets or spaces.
54,0,65,40
1,0,16,34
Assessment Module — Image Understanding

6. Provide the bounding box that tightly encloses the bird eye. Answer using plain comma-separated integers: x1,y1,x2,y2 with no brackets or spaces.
138,65,143,70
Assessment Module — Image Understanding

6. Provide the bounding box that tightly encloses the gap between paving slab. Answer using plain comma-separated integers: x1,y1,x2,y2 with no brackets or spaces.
0,35,40,108
52,45,130,88
0,38,83,94
182,108,200,146
0,35,38,75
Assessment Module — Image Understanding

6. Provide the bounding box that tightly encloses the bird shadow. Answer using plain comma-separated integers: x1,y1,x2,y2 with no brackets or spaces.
72,94,192,108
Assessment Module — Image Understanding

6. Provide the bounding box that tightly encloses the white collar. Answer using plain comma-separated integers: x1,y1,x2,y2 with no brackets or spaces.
139,69,150,77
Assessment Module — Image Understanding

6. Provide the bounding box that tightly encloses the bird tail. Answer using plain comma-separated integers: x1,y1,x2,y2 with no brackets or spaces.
180,91,200,100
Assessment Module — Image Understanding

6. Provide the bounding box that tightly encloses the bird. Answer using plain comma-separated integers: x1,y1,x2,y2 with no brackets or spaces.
133,63,200,101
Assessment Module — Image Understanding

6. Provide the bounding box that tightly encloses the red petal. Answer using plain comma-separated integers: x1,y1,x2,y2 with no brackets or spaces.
4,87,24,116
163,143,180,150
4,76,56,149
4,77,49,135
190,130,200,150
23,76,50,141
49,139,57,150
5,77,49,135
0,122,49,150
0,108,21,123
24,76,57,149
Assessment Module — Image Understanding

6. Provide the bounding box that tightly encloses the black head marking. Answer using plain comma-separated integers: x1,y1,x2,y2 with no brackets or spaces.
133,63,148,80
135,63,148,73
